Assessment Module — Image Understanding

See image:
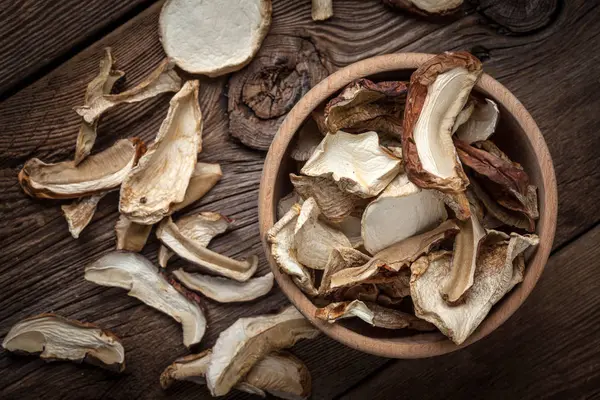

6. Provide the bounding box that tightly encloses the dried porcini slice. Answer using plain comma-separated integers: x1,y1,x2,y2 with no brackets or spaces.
84,251,206,347
332,283,380,303
115,215,153,252
74,59,182,124
290,118,324,162
120,80,203,225
19,138,145,199
2,314,125,372
410,232,539,344
267,205,318,296
277,191,303,220
157,216,257,282
294,198,351,270
169,162,223,213
382,0,463,16
62,192,107,238
451,98,474,133
301,131,402,198
361,173,448,254
319,247,371,295
455,98,499,144
469,178,531,231
206,305,319,396
402,51,482,193
312,0,333,20
330,214,363,248
173,270,274,303
377,270,411,299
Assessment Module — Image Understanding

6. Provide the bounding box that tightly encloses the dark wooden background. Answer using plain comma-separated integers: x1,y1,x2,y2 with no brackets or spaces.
1,0,599,399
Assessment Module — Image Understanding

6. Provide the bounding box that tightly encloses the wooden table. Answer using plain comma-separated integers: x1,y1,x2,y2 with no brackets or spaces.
1,1,599,399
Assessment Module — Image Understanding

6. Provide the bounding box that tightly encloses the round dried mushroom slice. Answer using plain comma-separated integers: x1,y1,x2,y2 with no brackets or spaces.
402,51,482,193
159,0,272,76
383,0,463,16
84,251,206,347
2,314,125,372
455,98,499,144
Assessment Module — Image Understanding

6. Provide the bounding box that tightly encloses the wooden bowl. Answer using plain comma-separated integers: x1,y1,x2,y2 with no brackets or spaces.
258,53,557,358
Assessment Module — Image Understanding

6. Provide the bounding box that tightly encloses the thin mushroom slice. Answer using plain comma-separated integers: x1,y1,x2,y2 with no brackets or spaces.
267,205,318,296
301,131,402,198
332,283,380,303
361,173,448,254
377,270,411,300
469,178,531,230
451,98,474,133
206,305,320,396
411,233,539,345
62,192,107,238
383,0,463,16
115,215,153,252
158,212,230,267
2,314,125,372
74,59,182,124
19,138,145,199
329,214,363,248
120,80,203,225
456,98,499,144
319,247,371,296
173,270,274,303
157,217,257,282
312,0,333,20
84,251,206,347
277,191,303,220
290,119,323,162
294,198,351,270
169,162,223,213
403,51,482,193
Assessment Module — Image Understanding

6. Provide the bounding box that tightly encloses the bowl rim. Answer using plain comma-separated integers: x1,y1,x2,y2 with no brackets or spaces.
258,52,557,358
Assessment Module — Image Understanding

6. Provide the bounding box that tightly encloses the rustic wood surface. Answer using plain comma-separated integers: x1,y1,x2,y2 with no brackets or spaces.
0,0,598,399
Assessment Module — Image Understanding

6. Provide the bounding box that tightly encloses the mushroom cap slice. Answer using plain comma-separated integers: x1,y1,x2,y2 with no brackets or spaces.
173,270,274,303
320,247,371,295
2,314,125,371
120,80,203,225
115,215,153,252
301,131,402,198
157,216,257,282
19,138,145,199
361,173,448,254
206,305,319,396
383,0,463,15
403,51,482,193
84,251,206,347
456,98,499,144
159,0,272,76
62,192,107,239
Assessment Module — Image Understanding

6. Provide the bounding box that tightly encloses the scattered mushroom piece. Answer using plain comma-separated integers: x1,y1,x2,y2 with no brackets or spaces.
62,192,107,238
169,162,223,213
157,217,257,282
312,0,333,21
290,119,323,162
402,51,482,193
320,247,371,295
206,305,320,396
19,138,145,199
456,98,499,144
2,314,125,372
301,131,402,198
382,0,463,16
120,81,203,225
361,173,448,254
115,215,153,252
173,270,274,303
277,191,303,220
84,251,206,347
75,59,181,124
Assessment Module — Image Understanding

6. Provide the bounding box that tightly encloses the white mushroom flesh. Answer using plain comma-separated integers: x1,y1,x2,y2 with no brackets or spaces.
456,98,500,144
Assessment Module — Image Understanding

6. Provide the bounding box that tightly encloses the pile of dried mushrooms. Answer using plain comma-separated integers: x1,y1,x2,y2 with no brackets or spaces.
269,51,540,345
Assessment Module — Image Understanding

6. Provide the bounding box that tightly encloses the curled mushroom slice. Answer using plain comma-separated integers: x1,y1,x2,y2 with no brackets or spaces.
312,0,333,20
301,131,402,198
277,192,303,220
157,217,257,282
361,173,448,254
84,251,206,347
169,162,223,213
451,98,474,133
411,233,539,344
267,205,318,296
319,247,370,295
456,98,499,144
383,0,463,16
2,314,125,371
115,215,153,252
19,138,145,199
120,81,203,225
62,192,107,238
206,305,319,396
469,178,531,230
173,270,274,303
294,198,351,270
402,51,482,193
74,59,182,124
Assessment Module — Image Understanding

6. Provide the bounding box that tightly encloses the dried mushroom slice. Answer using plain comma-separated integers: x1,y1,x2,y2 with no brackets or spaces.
402,51,482,193
301,131,402,198
62,192,107,238
74,48,125,165
75,59,182,124
84,251,206,347
411,233,539,344
451,99,474,133
320,247,371,295
290,119,324,162
206,305,319,396
456,98,499,144
173,270,274,303
120,81,203,225
158,212,230,267
157,217,257,282
332,283,379,303
277,191,303,220
330,215,363,248
2,314,125,371
169,162,223,213
469,178,531,230
115,215,153,252
267,205,318,296
377,270,411,299
294,198,351,270
361,173,448,254
312,0,333,21
383,0,463,16
19,138,145,199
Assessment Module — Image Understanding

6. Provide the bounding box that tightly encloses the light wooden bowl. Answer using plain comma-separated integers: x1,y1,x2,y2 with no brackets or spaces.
258,53,557,358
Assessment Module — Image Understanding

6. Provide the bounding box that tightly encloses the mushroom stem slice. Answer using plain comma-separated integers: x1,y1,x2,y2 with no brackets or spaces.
312,0,333,21
170,162,223,213
402,51,482,193
19,138,145,199
74,59,182,124
84,251,206,347
2,314,125,372
206,305,320,396
157,217,257,282
456,98,499,144
173,270,274,303
115,215,153,252
62,192,107,238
